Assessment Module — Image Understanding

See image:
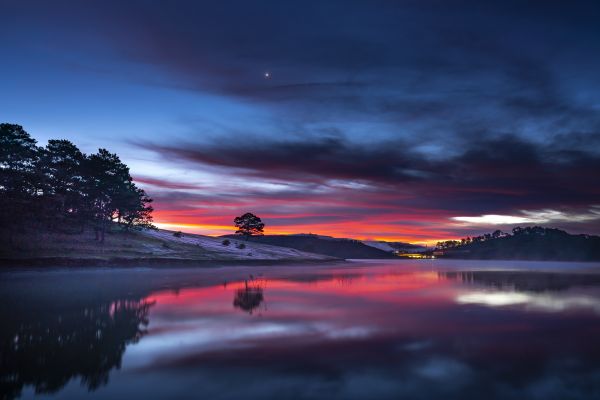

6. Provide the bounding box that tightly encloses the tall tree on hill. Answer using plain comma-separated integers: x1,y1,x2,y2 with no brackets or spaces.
39,140,86,230
234,213,265,239
84,149,134,242
117,183,154,230
0,124,41,239
0,124,39,191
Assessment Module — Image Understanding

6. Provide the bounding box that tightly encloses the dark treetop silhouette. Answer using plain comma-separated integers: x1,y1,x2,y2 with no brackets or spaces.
0,123,153,244
234,213,265,238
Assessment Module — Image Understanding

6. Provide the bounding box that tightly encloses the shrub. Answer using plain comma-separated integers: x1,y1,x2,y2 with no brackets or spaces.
173,231,183,238
237,243,246,249
222,239,231,246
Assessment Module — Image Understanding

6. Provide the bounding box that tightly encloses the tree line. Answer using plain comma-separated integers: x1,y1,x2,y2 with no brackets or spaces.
435,226,585,250
0,123,153,243
436,229,509,249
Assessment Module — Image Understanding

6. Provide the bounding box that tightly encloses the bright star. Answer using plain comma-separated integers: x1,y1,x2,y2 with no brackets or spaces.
264,72,271,79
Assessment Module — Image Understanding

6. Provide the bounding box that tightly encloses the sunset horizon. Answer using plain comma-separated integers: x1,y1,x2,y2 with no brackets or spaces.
8,122,599,246
3,1,599,245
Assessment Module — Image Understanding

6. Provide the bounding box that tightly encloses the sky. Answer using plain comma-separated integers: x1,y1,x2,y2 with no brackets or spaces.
1,0,600,244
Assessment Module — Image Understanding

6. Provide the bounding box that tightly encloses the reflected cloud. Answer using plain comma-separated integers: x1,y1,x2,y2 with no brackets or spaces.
452,214,533,225
415,358,471,382
457,292,530,306
402,340,433,352
457,291,600,313
318,324,376,340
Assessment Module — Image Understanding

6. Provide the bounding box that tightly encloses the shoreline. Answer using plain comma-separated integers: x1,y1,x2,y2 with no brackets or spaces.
3,256,600,269
0,256,344,268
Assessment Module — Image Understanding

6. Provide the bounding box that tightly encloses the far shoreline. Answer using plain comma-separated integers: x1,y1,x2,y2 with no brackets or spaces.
3,256,600,269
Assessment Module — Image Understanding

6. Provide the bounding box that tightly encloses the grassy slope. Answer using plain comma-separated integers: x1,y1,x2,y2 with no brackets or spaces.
228,234,397,259
0,228,335,261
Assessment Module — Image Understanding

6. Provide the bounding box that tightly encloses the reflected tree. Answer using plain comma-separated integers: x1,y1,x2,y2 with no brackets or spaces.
233,280,265,314
0,298,154,399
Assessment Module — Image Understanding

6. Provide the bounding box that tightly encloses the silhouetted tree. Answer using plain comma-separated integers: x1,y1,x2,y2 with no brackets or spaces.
83,149,151,241
116,183,154,231
0,124,41,241
0,123,154,245
39,139,86,230
0,123,39,191
435,240,460,250
512,226,524,236
492,230,505,239
234,212,265,238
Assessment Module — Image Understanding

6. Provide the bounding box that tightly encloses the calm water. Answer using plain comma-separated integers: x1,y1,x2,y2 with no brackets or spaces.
2,260,600,399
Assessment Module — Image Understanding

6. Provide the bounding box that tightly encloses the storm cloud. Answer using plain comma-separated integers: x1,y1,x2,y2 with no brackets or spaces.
142,133,600,210
3,0,600,240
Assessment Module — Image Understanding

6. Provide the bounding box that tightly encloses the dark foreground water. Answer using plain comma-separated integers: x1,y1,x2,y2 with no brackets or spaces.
2,260,600,400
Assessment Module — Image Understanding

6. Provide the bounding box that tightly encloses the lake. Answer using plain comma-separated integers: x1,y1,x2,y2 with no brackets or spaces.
2,259,600,399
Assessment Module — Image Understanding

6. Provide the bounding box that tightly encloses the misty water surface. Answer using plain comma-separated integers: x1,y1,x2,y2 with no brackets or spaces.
2,260,600,399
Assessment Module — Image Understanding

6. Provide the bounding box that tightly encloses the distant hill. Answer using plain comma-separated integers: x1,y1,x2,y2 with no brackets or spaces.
225,234,396,259
362,240,426,253
438,227,600,261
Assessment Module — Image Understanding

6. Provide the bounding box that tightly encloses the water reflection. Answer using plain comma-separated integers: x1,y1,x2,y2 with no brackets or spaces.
0,299,153,399
441,270,600,313
1,262,600,399
233,279,265,314
440,270,600,292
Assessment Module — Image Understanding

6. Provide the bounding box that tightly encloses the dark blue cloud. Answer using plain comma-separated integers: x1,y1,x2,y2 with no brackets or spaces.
4,1,600,139
3,0,600,237
140,132,600,215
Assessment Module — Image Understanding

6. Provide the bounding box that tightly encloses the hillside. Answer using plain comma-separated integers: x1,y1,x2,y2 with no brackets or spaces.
439,227,600,261
0,228,335,264
226,234,397,259
362,240,426,253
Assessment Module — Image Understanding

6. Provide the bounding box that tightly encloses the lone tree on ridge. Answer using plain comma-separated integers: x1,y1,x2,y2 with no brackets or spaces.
234,213,265,239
